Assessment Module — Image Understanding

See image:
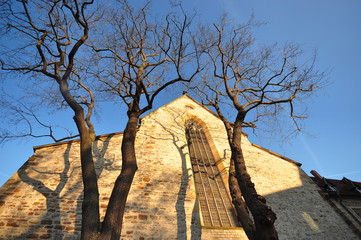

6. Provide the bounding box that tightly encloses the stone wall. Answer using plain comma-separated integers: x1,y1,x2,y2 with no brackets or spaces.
0,141,84,239
327,198,361,237
0,95,359,239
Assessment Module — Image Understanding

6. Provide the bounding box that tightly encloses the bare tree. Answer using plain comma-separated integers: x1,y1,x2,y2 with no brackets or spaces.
1,0,200,239
88,1,200,238
0,91,80,144
193,16,325,240
0,1,101,239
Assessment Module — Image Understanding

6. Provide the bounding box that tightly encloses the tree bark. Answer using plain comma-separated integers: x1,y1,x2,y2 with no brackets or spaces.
229,160,256,240
77,118,100,240
58,82,100,240
214,102,257,239
231,111,278,240
100,113,139,240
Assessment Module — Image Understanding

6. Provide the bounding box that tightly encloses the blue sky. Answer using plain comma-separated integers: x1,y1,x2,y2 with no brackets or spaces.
213,0,361,181
1,0,361,186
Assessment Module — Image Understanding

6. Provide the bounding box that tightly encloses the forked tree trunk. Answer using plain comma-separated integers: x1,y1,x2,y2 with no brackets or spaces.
231,111,278,240
100,113,139,240
59,82,100,240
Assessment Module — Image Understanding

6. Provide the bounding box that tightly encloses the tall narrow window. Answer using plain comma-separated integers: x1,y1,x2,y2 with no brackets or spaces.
185,120,238,228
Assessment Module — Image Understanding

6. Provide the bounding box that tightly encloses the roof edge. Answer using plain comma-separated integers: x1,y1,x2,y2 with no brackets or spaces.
140,94,221,122
34,94,247,152
33,132,123,152
159,94,249,137
183,94,223,120
251,143,302,166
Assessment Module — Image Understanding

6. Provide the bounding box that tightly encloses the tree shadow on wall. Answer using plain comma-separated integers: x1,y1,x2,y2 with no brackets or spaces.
16,142,73,239
93,134,120,177
147,110,201,240
14,134,117,239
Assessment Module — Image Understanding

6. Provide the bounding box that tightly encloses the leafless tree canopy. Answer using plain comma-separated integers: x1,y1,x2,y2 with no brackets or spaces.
0,92,79,144
89,1,200,114
0,0,103,143
194,16,325,137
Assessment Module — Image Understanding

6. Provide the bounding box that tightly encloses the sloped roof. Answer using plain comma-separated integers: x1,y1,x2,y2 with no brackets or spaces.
311,170,361,197
251,144,302,166
31,94,302,167
141,93,223,122
33,132,123,152
33,94,216,151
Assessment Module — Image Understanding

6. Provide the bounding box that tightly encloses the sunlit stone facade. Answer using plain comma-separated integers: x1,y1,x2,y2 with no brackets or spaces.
0,95,358,239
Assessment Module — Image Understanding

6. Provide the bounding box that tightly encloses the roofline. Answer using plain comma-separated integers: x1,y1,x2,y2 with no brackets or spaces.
311,170,361,185
141,93,221,122
185,92,301,166
33,132,123,152
32,96,301,168
33,94,273,154
139,93,222,122
183,94,224,120
251,143,302,166
32,94,211,152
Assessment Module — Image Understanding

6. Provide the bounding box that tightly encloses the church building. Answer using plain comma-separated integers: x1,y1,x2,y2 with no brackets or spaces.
0,94,359,239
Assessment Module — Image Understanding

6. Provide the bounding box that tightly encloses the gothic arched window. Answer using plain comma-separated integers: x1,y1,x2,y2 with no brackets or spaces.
185,120,239,227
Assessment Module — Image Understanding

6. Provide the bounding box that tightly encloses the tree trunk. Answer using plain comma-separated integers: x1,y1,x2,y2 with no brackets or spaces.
58,81,100,240
214,103,257,239
231,111,278,240
100,113,139,240
229,160,256,240
77,119,100,240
